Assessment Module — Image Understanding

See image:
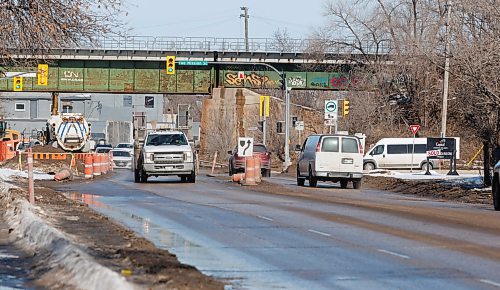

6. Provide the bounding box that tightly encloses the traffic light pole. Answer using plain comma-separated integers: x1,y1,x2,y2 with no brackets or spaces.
263,101,267,146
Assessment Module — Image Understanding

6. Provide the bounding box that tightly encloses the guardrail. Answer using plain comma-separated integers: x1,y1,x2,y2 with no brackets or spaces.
70,36,392,55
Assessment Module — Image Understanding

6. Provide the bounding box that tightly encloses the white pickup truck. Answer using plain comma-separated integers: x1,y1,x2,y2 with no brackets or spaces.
134,130,196,183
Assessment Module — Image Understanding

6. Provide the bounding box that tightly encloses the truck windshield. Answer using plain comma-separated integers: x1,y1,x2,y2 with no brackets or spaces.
146,134,188,146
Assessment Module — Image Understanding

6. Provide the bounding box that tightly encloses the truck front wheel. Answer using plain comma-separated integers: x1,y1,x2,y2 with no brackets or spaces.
134,168,141,183
187,171,196,183
140,168,148,183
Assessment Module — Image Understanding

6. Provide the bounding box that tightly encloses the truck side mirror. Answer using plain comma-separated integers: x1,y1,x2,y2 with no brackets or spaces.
294,144,302,151
227,150,233,155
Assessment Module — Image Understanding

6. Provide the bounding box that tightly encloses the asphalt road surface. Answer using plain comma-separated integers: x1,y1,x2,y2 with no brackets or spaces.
59,171,500,290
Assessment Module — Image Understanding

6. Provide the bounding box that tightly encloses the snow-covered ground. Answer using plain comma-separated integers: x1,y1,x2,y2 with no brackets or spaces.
0,168,53,181
367,169,485,189
0,170,136,290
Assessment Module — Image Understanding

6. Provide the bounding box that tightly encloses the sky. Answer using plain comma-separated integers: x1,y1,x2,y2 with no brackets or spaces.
121,0,327,39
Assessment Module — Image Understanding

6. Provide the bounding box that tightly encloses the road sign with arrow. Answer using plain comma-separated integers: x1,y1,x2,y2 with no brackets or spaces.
238,137,254,157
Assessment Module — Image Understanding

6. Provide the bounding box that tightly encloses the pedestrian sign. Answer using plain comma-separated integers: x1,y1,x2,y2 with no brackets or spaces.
324,100,338,120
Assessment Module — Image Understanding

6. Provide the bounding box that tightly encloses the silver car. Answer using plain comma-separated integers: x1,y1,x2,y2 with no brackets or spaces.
111,149,133,169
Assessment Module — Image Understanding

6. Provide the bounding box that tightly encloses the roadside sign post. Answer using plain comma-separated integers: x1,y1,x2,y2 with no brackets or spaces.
409,125,420,173
324,100,338,134
426,137,459,176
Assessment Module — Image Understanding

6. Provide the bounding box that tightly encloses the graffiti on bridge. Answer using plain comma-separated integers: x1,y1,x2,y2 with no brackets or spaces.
224,72,276,88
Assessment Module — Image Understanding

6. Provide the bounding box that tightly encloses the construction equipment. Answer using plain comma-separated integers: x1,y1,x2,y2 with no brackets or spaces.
46,92,91,152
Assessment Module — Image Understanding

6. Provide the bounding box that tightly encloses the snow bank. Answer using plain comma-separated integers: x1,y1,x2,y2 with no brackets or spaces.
0,168,53,180
0,181,136,290
367,169,484,189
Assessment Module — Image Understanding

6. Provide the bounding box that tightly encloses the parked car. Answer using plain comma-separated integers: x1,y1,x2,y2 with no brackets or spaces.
493,161,500,211
95,147,112,154
115,143,134,154
111,149,133,169
296,134,363,189
363,138,460,171
228,143,271,177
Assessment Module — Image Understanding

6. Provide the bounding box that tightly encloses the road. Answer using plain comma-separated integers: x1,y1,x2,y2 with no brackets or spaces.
59,171,500,290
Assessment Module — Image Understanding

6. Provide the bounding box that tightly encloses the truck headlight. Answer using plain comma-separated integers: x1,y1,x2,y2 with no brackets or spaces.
145,152,154,162
184,151,192,161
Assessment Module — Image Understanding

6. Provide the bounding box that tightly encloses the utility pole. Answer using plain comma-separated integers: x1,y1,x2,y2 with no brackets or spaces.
284,85,291,171
240,7,249,52
440,1,452,138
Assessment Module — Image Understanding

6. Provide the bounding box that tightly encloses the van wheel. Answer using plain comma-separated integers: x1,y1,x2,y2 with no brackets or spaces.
353,179,362,189
364,162,375,171
308,167,317,187
340,180,348,189
297,167,305,186
493,175,500,211
421,162,433,171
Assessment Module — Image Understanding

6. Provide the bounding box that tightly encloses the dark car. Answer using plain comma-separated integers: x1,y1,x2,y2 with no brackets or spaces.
228,143,271,177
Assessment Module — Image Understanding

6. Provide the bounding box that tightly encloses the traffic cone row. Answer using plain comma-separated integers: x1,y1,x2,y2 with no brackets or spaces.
85,153,113,179
231,157,263,186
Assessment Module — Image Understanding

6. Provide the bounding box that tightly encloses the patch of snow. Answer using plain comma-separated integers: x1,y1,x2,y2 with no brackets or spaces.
0,182,137,290
367,169,484,189
0,168,53,180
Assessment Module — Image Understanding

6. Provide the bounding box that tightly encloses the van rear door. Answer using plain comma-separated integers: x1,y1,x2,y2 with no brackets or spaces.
339,137,363,173
315,136,341,173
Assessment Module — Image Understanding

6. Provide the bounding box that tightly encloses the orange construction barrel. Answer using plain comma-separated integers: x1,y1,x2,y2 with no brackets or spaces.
93,154,101,176
84,154,93,179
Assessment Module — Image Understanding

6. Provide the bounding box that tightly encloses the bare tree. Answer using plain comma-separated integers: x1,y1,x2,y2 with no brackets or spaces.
0,0,123,68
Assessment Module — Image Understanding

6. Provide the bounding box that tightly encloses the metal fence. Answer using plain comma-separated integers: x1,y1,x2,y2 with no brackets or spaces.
73,36,392,55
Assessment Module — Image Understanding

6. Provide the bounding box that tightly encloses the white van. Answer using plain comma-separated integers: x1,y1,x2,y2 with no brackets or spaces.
363,138,460,171
296,134,364,189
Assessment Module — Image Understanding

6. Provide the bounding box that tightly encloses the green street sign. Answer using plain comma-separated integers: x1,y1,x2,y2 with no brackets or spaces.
178,60,208,66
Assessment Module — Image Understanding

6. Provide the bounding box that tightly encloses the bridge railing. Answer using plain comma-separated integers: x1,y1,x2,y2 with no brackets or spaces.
74,36,391,55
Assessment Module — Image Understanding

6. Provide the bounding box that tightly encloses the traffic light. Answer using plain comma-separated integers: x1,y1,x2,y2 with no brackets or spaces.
166,56,176,75
279,73,286,90
13,77,23,92
258,121,264,132
277,121,283,134
37,64,48,86
342,99,350,117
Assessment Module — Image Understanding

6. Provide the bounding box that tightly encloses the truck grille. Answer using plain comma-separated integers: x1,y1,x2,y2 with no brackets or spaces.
154,152,184,164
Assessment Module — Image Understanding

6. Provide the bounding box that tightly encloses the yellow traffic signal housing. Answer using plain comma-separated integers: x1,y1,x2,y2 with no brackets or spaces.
166,56,176,75
38,64,49,86
342,99,350,116
13,77,23,92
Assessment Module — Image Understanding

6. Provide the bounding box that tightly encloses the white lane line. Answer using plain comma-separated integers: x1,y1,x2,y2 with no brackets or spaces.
308,229,331,237
257,215,273,221
377,249,410,259
480,279,500,288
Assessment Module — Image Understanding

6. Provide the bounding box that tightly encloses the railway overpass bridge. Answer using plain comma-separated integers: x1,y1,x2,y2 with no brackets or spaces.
0,36,391,94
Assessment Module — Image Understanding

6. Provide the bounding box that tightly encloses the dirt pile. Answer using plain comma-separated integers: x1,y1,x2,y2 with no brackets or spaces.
1,146,86,174
363,175,492,204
